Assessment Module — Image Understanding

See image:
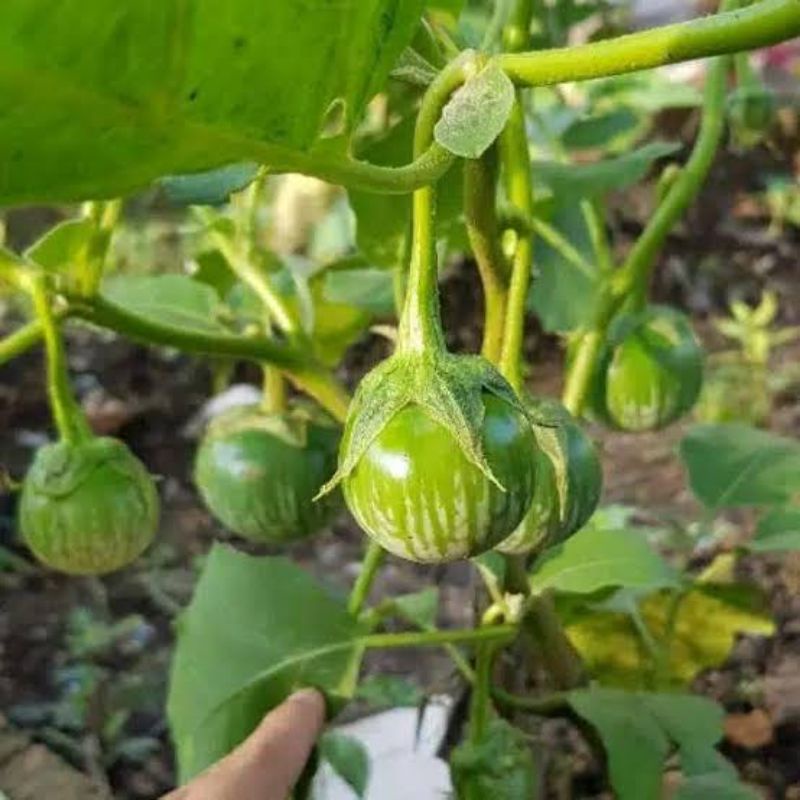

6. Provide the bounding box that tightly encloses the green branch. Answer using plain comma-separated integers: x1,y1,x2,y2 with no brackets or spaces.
363,624,516,650
0,318,46,365
618,54,730,307
464,152,509,364
562,41,733,415
27,276,90,444
499,0,800,87
499,97,534,392
348,541,386,616
69,295,350,422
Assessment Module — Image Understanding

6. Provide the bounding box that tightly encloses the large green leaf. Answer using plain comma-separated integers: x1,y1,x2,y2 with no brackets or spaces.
530,526,679,596
319,732,370,799
680,424,800,511
565,584,774,688
569,689,747,800
529,199,599,333
102,274,227,335
748,507,800,553
534,142,680,198
0,0,424,205
168,546,366,782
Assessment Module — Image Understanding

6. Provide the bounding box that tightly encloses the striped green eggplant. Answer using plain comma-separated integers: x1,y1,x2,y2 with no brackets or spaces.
498,400,602,555
194,405,341,543
342,394,537,563
19,437,159,575
588,305,704,432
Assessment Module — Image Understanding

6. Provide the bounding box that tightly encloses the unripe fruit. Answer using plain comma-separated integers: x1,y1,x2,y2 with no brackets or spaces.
194,406,341,543
343,394,537,563
589,306,703,432
19,437,159,575
498,401,602,555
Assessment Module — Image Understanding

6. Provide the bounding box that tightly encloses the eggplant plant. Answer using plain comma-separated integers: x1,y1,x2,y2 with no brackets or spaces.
1,1,799,796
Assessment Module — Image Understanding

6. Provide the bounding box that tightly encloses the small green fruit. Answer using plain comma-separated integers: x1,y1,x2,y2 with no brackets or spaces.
194,406,341,543
343,394,537,563
20,437,159,575
498,400,602,556
588,306,703,432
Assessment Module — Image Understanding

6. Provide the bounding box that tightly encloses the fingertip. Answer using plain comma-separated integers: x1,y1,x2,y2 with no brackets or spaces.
287,688,326,725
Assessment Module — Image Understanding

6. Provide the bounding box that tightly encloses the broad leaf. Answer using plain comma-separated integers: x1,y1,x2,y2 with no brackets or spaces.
530,199,600,333
749,507,800,552
160,163,259,206
569,689,742,800
24,218,95,274
392,588,439,629
565,584,774,687
324,266,395,316
680,424,800,511
561,108,641,151
586,71,703,113
355,675,423,708
102,274,227,335
0,0,424,204
319,732,370,798
530,526,678,596
534,142,679,198
674,773,758,800
434,60,515,159
168,546,366,782
190,250,237,299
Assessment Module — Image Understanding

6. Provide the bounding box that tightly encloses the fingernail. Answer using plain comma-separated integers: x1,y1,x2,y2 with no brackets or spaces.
289,688,324,706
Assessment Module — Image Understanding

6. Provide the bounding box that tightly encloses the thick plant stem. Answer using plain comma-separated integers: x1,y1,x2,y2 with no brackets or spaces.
261,364,287,414
79,199,122,297
502,554,587,691
202,212,298,336
348,541,386,616
397,53,480,354
499,98,534,392
68,295,350,423
469,643,495,743
363,624,515,650
0,318,46,365
562,329,603,417
563,49,731,415
525,593,586,690
28,277,90,444
464,153,509,363
499,0,800,88
619,54,730,308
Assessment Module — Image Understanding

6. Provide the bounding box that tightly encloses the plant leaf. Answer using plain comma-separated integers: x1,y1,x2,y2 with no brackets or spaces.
0,0,423,204
167,546,366,782
319,732,370,798
564,584,774,687
102,274,227,335
392,588,439,629
24,218,95,274
569,689,743,800
530,527,679,596
434,60,515,159
534,141,680,198
355,675,423,708
749,507,800,553
160,164,259,206
530,199,600,333
680,424,800,511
